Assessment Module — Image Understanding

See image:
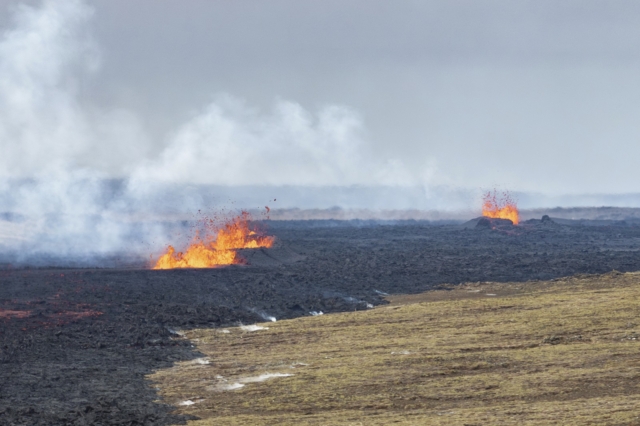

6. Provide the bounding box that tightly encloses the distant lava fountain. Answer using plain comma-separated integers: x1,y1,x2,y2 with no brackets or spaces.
153,211,275,269
482,189,519,225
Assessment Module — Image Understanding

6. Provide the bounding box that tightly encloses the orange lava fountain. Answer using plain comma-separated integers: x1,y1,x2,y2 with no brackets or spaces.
482,189,520,225
153,211,275,269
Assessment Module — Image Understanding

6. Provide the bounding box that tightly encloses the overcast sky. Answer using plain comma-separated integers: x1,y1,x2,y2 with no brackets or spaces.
1,0,640,195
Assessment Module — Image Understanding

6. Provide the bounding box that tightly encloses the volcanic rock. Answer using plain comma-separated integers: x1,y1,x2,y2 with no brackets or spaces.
523,215,558,226
236,243,305,267
2,219,640,424
461,216,514,229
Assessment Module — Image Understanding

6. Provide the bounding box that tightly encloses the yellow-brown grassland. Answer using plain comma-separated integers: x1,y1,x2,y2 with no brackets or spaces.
149,271,640,425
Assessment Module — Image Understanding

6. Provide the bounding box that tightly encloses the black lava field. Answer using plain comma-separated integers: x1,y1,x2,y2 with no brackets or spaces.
2,217,640,425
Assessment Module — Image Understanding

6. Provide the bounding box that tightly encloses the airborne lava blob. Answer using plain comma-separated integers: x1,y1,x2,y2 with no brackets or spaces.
482,189,520,225
153,211,274,269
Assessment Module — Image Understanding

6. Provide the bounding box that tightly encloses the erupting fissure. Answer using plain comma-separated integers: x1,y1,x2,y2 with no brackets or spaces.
482,189,520,225
153,211,274,269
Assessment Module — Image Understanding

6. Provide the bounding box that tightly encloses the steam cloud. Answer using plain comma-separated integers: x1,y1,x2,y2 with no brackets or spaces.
0,0,418,263
134,97,411,187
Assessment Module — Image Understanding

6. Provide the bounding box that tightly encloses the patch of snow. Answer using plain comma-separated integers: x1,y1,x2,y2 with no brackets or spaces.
211,373,294,392
391,350,411,355
366,303,374,309
179,400,195,406
310,311,323,316
218,329,231,333
240,324,269,332
239,373,293,383
485,293,497,296
374,289,389,296
188,358,210,365
220,383,245,391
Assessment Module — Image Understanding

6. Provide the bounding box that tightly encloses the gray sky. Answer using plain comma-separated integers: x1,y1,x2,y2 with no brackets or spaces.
2,0,640,195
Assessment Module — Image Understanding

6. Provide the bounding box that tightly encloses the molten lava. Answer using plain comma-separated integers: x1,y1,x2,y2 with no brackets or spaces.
153,211,275,269
482,189,520,225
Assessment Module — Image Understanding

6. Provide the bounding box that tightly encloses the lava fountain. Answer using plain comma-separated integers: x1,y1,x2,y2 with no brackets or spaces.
482,189,519,225
153,211,275,269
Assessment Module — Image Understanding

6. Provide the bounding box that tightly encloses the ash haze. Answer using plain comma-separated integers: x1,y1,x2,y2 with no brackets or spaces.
1,0,640,260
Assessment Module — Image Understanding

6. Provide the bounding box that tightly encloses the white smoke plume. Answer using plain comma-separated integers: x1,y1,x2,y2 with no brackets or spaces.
0,0,420,263
0,0,159,263
0,0,150,178
133,96,411,187
0,0,413,186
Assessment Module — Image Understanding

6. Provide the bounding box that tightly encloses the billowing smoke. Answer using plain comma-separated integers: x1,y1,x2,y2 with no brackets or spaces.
133,96,413,187
0,0,413,185
0,0,150,178
0,0,421,264
0,0,154,264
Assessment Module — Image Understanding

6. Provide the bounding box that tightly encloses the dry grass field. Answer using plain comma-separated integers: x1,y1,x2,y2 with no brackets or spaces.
149,272,640,425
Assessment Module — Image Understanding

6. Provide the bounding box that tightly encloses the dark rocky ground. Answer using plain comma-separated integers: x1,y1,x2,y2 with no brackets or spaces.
2,217,640,425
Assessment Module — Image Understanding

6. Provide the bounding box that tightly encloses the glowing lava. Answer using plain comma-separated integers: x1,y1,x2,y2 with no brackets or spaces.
153,211,275,269
482,189,519,225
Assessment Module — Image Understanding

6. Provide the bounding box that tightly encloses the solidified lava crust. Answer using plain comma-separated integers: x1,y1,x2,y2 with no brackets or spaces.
2,218,640,425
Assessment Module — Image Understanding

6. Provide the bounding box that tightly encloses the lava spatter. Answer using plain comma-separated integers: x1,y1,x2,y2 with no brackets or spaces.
153,211,274,269
482,189,519,225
